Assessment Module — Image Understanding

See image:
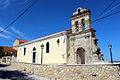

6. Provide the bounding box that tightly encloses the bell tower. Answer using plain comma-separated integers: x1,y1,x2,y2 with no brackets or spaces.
70,8,91,33
67,8,102,64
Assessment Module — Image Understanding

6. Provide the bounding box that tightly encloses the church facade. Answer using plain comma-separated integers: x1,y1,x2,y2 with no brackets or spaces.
17,8,102,64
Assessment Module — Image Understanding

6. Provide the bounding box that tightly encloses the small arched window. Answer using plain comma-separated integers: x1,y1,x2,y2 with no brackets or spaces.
46,42,49,53
75,21,78,26
57,39,60,44
81,19,85,30
78,9,80,13
33,47,36,51
75,21,79,31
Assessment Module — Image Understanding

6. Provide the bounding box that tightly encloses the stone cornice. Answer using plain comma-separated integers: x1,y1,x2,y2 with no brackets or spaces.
69,28,96,36
70,11,91,20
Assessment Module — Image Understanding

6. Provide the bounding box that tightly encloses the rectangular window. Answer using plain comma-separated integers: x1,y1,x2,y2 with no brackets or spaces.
46,42,50,53
24,47,26,55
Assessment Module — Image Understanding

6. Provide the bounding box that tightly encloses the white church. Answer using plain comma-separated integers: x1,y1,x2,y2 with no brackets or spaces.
16,8,103,64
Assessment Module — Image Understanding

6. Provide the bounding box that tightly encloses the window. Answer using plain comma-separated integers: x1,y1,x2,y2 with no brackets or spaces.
32,47,36,63
81,19,85,30
24,47,26,55
75,21,79,31
57,39,60,44
33,47,36,51
46,42,49,53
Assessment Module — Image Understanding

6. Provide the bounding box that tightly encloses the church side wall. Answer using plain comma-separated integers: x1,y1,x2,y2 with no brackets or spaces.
17,34,67,64
11,62,120,80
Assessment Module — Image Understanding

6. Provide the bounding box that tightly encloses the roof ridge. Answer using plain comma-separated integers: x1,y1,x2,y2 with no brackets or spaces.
18,28,72,46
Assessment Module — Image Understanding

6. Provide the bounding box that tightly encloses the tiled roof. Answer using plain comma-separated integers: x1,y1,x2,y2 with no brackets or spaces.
65,28,72,31
3,46,17,52
16,39,27,43
2,46,17,57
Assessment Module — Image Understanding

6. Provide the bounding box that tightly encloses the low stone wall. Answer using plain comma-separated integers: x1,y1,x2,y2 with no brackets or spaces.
0,56,11,64
11,62,120,80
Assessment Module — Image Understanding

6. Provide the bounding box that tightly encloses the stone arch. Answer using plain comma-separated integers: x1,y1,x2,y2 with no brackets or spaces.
76,47,85,64
81,19,85,30
75,21,79,31
77,8,82,13
78,8,80,13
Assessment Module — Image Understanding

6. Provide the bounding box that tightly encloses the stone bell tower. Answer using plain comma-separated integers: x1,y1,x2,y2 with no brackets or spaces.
71,8,91,33
67,8,102,64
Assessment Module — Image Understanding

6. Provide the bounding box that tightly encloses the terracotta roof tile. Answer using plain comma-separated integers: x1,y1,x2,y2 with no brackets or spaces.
3,47,17,52
16,39,27,43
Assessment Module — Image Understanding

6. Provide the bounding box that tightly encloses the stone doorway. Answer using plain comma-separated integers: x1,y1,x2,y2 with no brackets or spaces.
76,48,85,64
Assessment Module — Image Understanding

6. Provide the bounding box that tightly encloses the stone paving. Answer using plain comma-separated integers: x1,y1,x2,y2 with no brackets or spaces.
0,64,51,80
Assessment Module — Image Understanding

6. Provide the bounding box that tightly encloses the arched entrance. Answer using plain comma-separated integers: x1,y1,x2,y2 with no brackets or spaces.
76,48,85,64
32,47,36,63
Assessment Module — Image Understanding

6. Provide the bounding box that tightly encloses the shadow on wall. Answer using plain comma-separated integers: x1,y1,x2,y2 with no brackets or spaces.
0,64,34,80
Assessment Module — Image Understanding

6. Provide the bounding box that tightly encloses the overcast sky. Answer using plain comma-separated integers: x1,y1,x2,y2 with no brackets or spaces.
0,0,120,61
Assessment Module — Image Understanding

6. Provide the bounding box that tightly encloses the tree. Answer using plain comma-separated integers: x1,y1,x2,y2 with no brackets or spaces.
0,46,5,58
101,53,104,61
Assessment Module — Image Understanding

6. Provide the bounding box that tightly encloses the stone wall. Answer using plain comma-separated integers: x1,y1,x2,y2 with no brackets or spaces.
11,62,120,80
0,56,11,64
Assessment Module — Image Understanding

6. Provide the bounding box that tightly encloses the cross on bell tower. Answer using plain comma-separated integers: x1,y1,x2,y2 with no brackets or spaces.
70,8,91,33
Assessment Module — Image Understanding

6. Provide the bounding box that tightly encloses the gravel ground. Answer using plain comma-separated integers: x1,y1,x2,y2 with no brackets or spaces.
0,64,52,80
